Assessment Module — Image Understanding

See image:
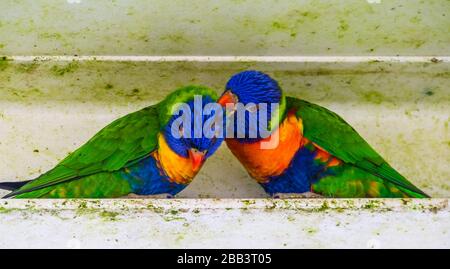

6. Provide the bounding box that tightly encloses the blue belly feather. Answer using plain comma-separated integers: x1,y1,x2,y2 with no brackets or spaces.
120,156,187,196
261,146,330,195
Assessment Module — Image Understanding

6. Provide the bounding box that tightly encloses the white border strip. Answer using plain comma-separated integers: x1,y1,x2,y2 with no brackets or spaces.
0,198,447,211
6,55,450,63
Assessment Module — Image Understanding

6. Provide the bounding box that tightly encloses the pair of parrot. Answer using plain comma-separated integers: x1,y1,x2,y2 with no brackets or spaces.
0,71,429,198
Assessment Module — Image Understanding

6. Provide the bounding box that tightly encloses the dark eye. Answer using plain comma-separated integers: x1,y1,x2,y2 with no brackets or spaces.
178,125,184,137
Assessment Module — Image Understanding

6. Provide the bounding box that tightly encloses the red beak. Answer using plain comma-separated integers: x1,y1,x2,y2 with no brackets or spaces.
217,91,236,107
188,149,205,171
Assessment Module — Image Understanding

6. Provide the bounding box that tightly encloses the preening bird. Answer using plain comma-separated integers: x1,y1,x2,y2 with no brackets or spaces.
218,70,429,198
0,86,223,198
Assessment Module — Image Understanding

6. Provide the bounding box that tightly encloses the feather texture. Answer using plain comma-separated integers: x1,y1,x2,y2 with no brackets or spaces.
3,85,220,198
288,97,429,198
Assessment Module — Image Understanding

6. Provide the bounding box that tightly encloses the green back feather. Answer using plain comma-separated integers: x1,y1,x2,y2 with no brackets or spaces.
286,96,429,198
7,85,217,198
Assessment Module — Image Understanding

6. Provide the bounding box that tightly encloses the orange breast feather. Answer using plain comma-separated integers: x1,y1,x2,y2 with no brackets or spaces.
226,111,304,183
153,134,200,184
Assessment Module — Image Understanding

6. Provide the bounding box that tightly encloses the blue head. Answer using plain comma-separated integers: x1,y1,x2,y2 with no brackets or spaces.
220,70,282,106
218,70,283,142
163,95,224,170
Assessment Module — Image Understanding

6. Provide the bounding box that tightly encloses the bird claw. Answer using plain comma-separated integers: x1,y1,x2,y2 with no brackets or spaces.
272,192,324,199
122,193,173,199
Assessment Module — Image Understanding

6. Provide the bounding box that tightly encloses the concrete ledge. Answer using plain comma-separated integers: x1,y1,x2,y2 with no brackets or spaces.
1,199,448,248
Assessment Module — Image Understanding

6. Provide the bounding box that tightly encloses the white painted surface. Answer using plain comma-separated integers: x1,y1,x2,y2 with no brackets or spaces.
0,0,449,56
0,0,449,249
0,199,448,249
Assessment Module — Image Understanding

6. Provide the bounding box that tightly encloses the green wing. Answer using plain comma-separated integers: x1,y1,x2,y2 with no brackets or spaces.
287,96,429,197
5,104,161,198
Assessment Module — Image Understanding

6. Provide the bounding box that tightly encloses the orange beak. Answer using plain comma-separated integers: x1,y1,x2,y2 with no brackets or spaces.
188,149,205,171
217,91,236,107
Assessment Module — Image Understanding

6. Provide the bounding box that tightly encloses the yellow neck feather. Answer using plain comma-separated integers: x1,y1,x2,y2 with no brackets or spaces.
154,134,199,184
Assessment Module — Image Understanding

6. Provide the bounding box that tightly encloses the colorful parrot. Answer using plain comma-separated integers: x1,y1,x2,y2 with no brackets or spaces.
0,85,223,198
218,70,429,198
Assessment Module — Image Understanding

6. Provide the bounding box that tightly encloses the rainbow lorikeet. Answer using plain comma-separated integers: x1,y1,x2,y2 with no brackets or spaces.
0,86,223,198
218,71,429,198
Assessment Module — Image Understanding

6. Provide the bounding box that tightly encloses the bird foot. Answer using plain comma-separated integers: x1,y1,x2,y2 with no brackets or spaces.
122,193,173,199
272,192,324,199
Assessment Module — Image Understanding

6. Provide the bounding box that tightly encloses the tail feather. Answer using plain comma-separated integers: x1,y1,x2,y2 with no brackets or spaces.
0,180,32,191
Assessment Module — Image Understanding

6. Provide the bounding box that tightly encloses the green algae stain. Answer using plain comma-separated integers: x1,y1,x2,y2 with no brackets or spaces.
287,215,296,222
105,83,114,90
0,56,10,71
50,61,79,76
272,21,289,30
298,11,320,20
337,19,349,38
160,33,189,43
304,227,318,235
99,210,119,221
267,9,321,39
403,38,426,49
78,201,88,209
170,209,179,215
362,91,385,104
409,16,422,24
318,201,330,212
175,234,185,242
338,20,349,31
16,62,40,73
74,201,89,216
39,32,63,40
363,200,384,209
242,199,256,206
423,88,434,96
146,203,164,214
163,214,187,222
0,206,13,214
